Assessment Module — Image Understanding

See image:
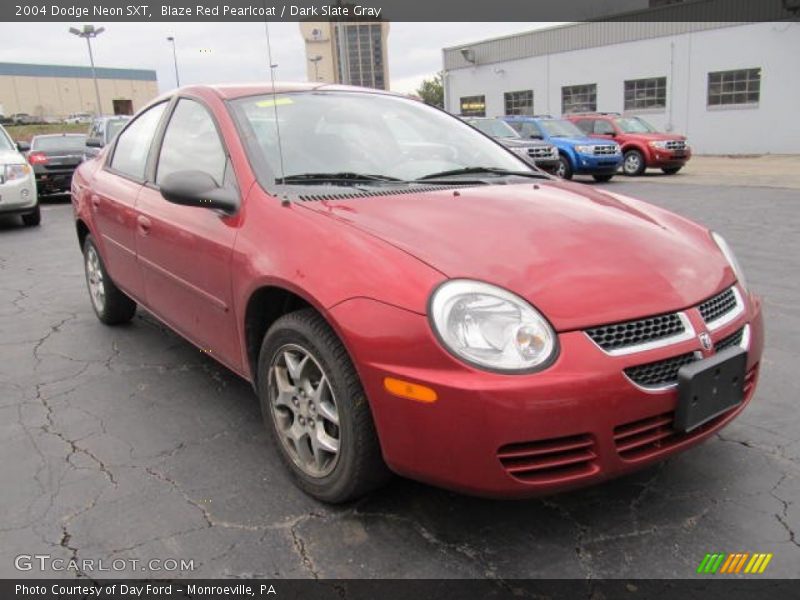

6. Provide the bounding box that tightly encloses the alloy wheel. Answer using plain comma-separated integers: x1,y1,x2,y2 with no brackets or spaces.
624,153,641,175
268,344,341,478
85,246,106,313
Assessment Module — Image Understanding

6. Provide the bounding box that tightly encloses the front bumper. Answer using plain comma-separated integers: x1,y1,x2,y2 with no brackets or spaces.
647,147,692,168
533,157,561,172
573,153,623,175
330,289,763,498
0,173,38,214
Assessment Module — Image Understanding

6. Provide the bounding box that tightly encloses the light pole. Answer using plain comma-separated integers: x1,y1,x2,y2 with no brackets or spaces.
166,36,180,88
69,25,105,116
309,55,322,81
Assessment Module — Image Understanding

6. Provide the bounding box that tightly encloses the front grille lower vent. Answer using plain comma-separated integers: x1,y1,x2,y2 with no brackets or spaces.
624,352,697,388
715,327,745,352
497,433,597,483
699,288,737,324
586,313,685,352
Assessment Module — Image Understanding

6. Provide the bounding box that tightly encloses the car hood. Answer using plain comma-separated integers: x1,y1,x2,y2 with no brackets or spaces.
300,181,732,330
0,149,25,164
553,136,611,146
623,132,686,142
499,138,551,149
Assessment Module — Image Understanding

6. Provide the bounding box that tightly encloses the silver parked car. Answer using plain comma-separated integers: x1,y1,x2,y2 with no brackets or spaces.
0,124,39,226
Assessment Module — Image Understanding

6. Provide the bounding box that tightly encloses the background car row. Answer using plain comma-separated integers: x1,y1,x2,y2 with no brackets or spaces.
0,115,130,227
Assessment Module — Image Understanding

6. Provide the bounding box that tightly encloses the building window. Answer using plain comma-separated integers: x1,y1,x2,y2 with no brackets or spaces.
562,84,597,114
460,95,486,117
624,77,667,111
504,90,534,116
707,68,761,107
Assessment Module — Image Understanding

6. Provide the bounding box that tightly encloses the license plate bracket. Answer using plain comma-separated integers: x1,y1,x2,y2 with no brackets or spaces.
675,346,747,432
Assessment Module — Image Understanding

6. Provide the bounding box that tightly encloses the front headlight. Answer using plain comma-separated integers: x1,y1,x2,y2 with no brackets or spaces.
574,145,593,154
429,279,557,372
648,140,669,149
3,163,31,182
712,232,748,292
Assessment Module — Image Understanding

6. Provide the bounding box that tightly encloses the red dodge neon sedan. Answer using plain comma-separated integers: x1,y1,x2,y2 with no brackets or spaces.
71,84,763,502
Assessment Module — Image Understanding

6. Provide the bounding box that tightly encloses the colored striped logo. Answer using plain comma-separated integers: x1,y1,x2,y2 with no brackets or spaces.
697,553,773,574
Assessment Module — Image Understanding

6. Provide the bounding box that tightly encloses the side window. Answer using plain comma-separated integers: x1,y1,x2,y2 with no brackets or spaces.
574,119,593,134
156,99,226,186
110,102,167,179
594,120,615,135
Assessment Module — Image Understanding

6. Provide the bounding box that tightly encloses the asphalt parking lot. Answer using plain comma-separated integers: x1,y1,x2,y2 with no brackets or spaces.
1,175,798,580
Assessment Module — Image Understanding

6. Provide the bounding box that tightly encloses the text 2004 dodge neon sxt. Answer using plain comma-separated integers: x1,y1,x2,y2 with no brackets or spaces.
71,84,763,502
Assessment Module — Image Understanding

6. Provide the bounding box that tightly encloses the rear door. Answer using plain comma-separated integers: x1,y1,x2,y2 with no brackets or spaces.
135,97,242,371
92,102,167,300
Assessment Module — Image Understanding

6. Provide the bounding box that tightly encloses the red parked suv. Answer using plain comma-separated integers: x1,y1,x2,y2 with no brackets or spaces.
72,84,761,502
567,113,691,176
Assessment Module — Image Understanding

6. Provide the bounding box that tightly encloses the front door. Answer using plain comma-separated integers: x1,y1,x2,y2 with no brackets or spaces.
135,98,242,371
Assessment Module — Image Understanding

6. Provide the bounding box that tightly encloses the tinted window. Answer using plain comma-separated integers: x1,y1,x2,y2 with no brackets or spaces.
110,102,167,179
574,119,593,134
156,99,226,186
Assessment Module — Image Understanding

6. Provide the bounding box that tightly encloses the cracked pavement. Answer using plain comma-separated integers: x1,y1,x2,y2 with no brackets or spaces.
0,182,798,580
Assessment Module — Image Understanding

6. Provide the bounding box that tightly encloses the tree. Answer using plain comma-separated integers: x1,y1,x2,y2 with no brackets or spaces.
416,72,444,108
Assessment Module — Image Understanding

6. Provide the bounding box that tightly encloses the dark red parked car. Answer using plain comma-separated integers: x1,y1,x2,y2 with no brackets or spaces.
72,84,762,502
567,113,691,176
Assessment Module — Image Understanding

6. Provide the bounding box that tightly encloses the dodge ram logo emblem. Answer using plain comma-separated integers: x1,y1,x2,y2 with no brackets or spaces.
699,332,713,351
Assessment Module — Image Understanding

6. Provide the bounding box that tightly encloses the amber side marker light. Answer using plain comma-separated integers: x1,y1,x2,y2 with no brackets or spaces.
383,377,438,403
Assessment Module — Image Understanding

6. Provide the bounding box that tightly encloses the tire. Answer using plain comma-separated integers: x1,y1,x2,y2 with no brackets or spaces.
555,156,573,180
662,167,682,175
82,235,136,325
258,308,390,503
592,174,614,183
622,149,646,176
22,205,41,227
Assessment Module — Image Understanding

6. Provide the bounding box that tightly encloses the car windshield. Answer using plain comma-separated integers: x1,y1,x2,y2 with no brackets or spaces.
106,120,128,140
615,117,658,134
539,119,585,138
507,120,542,139
230,92,529,183
32,135,87,152
468,119,520,139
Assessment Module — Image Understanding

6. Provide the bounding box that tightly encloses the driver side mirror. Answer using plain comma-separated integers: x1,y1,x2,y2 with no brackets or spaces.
16,140,30,152
159,171,239,214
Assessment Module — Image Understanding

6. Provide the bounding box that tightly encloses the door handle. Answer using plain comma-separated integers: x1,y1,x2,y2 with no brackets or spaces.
137,215,152,236
91,195,101,210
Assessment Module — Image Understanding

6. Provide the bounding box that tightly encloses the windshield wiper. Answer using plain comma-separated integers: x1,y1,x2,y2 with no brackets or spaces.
415,167,550,181
275,172,403,185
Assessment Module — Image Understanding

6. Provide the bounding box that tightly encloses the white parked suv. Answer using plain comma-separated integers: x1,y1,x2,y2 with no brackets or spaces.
64,112,93,124
0,125,39,226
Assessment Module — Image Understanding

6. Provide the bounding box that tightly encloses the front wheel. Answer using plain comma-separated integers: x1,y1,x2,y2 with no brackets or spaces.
555,156,573,180
258,309,390,503
592,174,614,183
83,235,136,325
22,205,41,227
662,167,682,175
623,149,646,176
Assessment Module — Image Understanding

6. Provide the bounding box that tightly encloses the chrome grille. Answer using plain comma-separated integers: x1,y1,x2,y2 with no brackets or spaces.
592,145,618,155
699,288,737,324
665,140,686,151
715,327,744,352
624,352,697,389
586,313,685,352
527,146,557,159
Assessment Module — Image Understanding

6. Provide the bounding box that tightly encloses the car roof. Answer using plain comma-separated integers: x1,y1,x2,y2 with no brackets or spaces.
32,133,87,139
177,82,401,101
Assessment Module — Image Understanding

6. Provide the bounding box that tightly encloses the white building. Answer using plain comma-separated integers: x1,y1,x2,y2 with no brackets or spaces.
442,21,800,154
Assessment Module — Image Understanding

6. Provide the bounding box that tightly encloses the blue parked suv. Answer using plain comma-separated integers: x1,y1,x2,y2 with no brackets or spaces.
502,116,623,182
